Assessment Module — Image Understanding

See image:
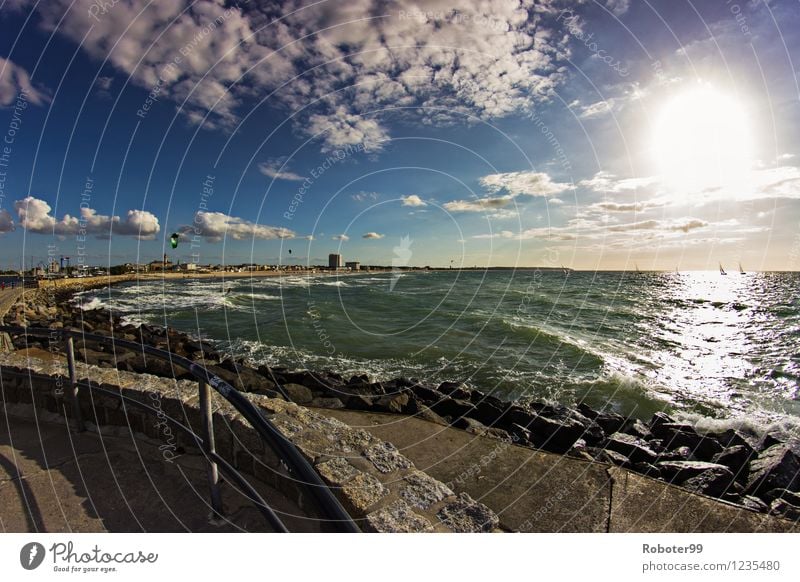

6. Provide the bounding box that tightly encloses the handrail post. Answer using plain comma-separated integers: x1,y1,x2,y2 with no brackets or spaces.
65,336,85,432
199,379,223,519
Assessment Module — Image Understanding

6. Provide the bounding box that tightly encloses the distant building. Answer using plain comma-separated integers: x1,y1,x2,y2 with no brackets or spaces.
328,253,343,269
345,261,360,271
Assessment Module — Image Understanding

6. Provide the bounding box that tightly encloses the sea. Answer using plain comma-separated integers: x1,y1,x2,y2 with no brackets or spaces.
76,270,800,435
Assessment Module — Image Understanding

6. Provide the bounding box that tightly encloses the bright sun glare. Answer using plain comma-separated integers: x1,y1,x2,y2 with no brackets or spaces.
652,86,753,197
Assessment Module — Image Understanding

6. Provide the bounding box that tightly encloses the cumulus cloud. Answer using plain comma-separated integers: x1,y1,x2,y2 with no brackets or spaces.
30,0,575,150
579,171,660,193
443,196,514,213
362,232,384,239
0,209,15,233
480,171,571,198
332,234,350,241
400,194,427,207
181,211,294,243
0,56,48,106
607,218,708,233
13,196,160,239
258,158,305,181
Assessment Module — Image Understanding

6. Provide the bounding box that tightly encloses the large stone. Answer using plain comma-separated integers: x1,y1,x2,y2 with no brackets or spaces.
340,472,389,513
282,383,314,404
651,423,722,461
577,403,625,434
681,468,737,498
374,392,410,414
436,493,499,533
605,433,658,463
711,445,755,478
365,500,433,533
438,381,471,400
526,412,588,453
657,461,733,484
769,499,800,521
364,441,413,474
400,470,454,510
746,445,800,496
316,457,360,486
429,397,477,420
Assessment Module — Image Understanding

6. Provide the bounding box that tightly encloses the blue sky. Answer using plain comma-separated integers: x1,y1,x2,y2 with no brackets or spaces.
0,0,799,270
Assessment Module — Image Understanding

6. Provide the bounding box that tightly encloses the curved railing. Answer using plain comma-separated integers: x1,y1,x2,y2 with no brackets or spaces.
0,325,360,533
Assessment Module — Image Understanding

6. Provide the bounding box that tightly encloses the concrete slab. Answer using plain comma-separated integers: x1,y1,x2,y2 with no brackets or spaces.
316,408,798,533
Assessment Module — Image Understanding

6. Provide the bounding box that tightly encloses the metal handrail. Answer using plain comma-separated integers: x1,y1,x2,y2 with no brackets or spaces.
0,325,360,533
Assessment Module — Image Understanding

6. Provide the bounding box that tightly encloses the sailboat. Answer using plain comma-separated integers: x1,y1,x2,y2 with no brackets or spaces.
719,263,727,276
738,262,746,275
635,263,641,274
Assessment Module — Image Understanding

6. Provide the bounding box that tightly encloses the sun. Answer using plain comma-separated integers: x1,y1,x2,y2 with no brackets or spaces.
652,86,753,197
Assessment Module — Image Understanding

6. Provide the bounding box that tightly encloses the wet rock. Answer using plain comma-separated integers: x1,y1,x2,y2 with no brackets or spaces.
633,462,661,478
681,467,737,498
657,461,733,484
739,495,769,513
763,488,800,506
346,395,376,411
526,411,591,453
657,446,693,462
595,449,632,468
623,419,652,440
605,433,658,463
438,381,471,400
711,445,755,478
711,428,758,451
651,423,722,461
429,396,477,420
769,499,800,521
410,384,445,403
309,397,345,409
509,423,533,445
649,411,675,429
374,392,410,414
282,383,314,404
577,403,626,434
471,399,506,426
745,445,800,496
452,416,487,434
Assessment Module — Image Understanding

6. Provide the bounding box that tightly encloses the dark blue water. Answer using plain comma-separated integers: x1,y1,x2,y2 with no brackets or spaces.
78,270,800,433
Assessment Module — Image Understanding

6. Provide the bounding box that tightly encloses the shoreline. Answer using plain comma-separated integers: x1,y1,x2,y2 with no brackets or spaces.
1,285,799,521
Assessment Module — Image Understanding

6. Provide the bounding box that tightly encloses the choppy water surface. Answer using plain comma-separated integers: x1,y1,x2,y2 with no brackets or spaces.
78,270,800,432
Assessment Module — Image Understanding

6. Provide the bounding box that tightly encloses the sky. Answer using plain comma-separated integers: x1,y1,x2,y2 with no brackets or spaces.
0,0,799,271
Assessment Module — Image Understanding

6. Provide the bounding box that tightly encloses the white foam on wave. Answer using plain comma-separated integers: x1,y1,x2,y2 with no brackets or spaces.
78,297,105,311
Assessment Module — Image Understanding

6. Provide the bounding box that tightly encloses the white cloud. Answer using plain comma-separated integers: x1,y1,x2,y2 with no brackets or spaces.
181,211,294,242
0,56,48,106
401,194,427,207
0,209,14,233
579,171,660,193
31,0,575,150
362,232,384,239
578,99,615,119
548,198,564,205
258,158,305,181
480,171,571,198
13,196,160,239
443,196,514,212
332,234,350,241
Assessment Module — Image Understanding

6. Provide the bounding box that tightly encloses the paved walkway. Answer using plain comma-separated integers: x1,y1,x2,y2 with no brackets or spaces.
0,413,317,533
0,287,24,320
318,408,798,533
